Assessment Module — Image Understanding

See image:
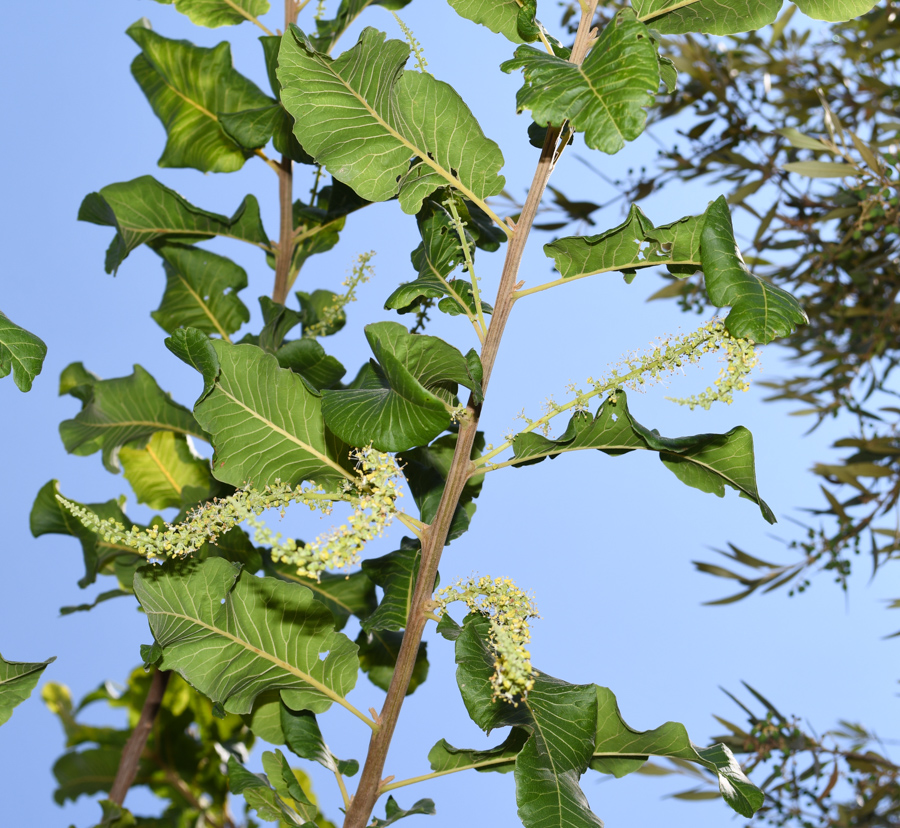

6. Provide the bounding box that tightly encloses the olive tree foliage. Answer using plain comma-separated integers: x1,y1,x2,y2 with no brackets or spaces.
2,0,886,827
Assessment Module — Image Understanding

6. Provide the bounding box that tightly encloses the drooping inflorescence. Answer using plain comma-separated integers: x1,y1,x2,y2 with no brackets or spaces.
303,251,375,339
57,446,403,580
435,575,539,704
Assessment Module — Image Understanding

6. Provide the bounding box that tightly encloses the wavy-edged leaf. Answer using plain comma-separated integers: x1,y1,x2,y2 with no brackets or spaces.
428,729,529,775
356,630,428,694
632,0,783,35
0,653,54,727
322,322,482,451
134,558,359,714
311,0,412,58
447,0,526,42
590,686,762,816
153,0,271,28
58,363,205,473
511,391,775,523
280,705,359,777
128,19,273,173
398,432,485,542
793,0,879,21
701,197,808,344
371,796,436,827
0,310,46,392
173,337,349,487
360,538,422,632
501,11,659,154
228,753,313,825
79,176,270,274
278,26,505,214
267,566,376,631
51,746,138,804
151,244,250,337
119,431,214,510
385,195,493,319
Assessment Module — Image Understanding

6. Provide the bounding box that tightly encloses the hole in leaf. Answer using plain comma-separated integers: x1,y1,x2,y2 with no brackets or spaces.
319,650,330,661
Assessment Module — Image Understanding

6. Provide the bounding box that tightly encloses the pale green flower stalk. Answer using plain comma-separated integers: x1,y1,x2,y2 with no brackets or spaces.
435,575,539,703
304,251,375,339
57,447,403,580
391,11,429,74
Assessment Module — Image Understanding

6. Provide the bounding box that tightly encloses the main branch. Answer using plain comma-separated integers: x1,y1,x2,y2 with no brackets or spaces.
341,4,600,826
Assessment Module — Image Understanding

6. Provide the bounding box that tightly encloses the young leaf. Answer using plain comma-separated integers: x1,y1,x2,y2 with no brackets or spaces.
59,364,205,473
360,538,423,632
501,11,660,154
79,176,270,274
227,755,311,825
0,310,47,392
119,431,214,511
153,0,271,29
127,20,274,173
701,197,808,344
151,244,250,338
321,322,482,451
446,0,527,43
172,338,350,487
511,391,776,523
277,26,505,214
632,0,783,35
0,653,55,727
371,796,436,827
133,558,360,715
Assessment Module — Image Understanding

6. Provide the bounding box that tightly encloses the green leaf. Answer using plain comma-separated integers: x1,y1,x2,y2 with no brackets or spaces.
267,565,376,631
276,339,347,390
589,686,763,816
151,244,250,338
58,363,206,473
159,0,271,28
398,432,485,542
127,19,274,173
701,197,808,344
227,755,311,825
501,11,660,154
360,538,423,632
511,391,776,523
632,0,783,35
280,705,359,777
428,729,529,775
446,0,526,42
173,337,350,487
59,590,132,616
79,176,269,274
119,431,214,510
277,27,505,214
133,558,360,715
0,310,47,392
782,160,856,178
371,796,436,827
385,195,493,319
356,630,428,694
30,480,141,588
793,0,879,22
311,0,414,55
0,653,54,727
321,322,482,452
166,327,220,401
51,746,134,804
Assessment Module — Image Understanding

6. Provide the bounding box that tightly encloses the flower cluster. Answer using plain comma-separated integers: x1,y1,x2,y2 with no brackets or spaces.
303,251,374,339
57,447,403,581
435,575,539,704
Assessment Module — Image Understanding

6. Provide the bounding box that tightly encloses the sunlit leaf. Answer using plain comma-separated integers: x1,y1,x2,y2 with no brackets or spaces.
280,705,359,777
446,0,526,42
793,0,880,22
267,566,376,631
371,796,436,827
0,653,54,727
632,0,783,35
151,0,271,28
311,0,414,54
0,310,46,392
278,26,505,214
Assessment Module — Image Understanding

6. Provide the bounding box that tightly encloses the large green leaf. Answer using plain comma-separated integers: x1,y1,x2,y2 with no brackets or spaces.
128,20,274,172
311,0,414,54
30,480,141,588
385,195,492,319
79,176,270,274
58,363,205,473
133,558,360,715
267,565,376,631
446,0,525,42
0,310,46,392
278,26,505,214
501,11,660,154
701,198,808,344
360,538,422,632
172,336,350,487
794,0,879,21
321,322,482,452
356,630,429,694
51,746,138,804
151,0,271,28
544,197,806,344
228,753,315,825
631,0,783,35
119,431,215,510
280,705,359,777
151,245,250,338
511,391,775,523
0,653,54,727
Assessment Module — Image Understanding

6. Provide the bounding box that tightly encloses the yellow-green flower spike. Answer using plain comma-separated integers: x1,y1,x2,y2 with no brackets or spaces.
435,575,539,704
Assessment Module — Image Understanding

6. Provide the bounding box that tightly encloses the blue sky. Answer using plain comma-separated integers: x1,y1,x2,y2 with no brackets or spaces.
0,1,895,826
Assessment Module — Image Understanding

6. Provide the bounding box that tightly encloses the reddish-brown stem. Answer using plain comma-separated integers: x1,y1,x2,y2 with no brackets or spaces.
341,5,600,826
108,668,171,806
